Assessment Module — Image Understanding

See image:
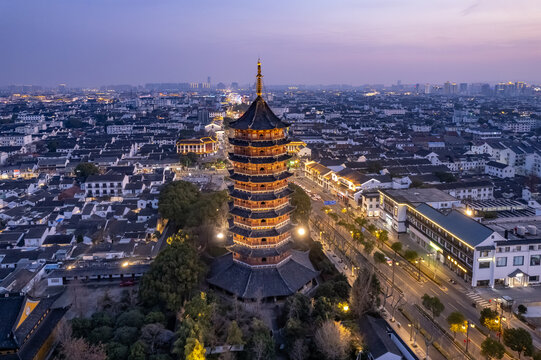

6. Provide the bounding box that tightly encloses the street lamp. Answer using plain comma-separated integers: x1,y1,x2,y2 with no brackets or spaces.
462,321,475,353
216,232,224,240
408,323,413,341
297,227,306,236
415,258,422,281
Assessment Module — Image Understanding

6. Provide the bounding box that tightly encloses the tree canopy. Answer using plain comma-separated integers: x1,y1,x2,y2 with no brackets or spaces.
446,311,466,338
481,337,505,360
480,307,500,332
158,181,228,229
289,183,312,225
421,294,445,319
139,232,205,312
503,327,533,359
76,162,100,180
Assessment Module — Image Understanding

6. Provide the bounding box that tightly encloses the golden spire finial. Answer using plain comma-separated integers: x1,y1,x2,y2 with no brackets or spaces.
256,58,263,97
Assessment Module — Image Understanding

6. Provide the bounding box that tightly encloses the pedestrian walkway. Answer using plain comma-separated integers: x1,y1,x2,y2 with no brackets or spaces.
466,290,491,308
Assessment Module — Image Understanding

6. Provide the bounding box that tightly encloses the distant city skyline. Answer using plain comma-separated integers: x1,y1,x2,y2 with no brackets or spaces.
1,0,540,87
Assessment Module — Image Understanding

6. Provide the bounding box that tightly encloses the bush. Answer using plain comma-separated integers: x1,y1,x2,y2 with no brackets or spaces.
116,309,145,328
89,325,114,344
113,326,139,345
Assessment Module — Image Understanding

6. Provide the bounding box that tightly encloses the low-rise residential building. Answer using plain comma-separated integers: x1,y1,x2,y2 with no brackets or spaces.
435,180,494,200
82,174,129,197
485,161,515,178
360,191,380,217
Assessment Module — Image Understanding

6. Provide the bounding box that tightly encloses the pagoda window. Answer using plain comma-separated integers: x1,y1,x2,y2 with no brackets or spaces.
260,167,265,171
261,201,266,205
261,219,267,223
262,257,267,262
262,238,267,242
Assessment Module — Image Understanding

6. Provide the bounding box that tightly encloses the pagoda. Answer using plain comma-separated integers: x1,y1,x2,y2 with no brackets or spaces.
208,60,318,301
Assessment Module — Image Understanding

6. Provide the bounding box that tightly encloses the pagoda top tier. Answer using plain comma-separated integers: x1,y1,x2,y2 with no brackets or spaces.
229,96,290,130
229,60,290,131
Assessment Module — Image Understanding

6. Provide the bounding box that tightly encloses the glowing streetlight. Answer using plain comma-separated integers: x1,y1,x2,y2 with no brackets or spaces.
465,209,473,217
216,232,224,240
297,227,306,236
122,261,129,268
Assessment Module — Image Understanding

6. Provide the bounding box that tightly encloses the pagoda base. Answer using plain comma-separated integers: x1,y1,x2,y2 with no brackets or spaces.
207,250,319,301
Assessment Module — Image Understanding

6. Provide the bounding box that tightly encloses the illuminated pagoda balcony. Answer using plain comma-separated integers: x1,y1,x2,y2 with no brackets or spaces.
231,197,290,211
228,137,290,147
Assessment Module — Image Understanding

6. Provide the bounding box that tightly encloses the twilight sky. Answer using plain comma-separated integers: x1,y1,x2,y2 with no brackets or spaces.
1,0,540,87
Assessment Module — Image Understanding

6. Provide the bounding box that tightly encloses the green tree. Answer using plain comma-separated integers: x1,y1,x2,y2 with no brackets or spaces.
185,190,229,228
179,152,198,167
517,304,527,315
145,311,166,325
480,308,500,332
116,309,145,328
247,319,275,360
434,171,457,183
289,183,312,225
158,181,200,228
421,294,445,320
75,162,100,180
503,328,533,359
106,342,129,360
379,229,389,243
89,326,114,344
47,140,58,152
390,242,403,255
158,181,228,229
404,249,418,262
373,251,386,264
446,312,466,339
128,341,146,360
71,317,92,339
481,337,505,360
226,321,244,348
114,326,139,346
139,232,205,311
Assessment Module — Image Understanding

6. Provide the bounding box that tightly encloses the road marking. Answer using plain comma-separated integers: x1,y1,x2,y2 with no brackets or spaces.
466,291,491,308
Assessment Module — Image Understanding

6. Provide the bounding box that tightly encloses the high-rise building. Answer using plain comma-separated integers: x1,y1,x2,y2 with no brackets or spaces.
443,81,451,95
459,83,468,94
208,61,318,301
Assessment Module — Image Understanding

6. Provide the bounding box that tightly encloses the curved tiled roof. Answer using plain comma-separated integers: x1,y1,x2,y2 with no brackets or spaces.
207,251,318,299
229,96,289,130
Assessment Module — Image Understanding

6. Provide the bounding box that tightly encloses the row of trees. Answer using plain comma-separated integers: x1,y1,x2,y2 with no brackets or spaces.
445,306,541,359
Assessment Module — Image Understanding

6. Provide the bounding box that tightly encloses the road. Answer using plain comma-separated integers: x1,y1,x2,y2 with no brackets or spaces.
293,176,517,360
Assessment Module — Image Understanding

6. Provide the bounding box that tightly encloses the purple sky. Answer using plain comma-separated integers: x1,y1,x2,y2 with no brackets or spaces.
1,0,540,87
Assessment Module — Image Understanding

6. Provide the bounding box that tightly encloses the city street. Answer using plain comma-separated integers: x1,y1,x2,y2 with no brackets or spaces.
293,175,524,359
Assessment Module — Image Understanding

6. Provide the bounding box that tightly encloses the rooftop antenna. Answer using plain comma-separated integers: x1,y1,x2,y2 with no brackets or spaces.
256,58,263,97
